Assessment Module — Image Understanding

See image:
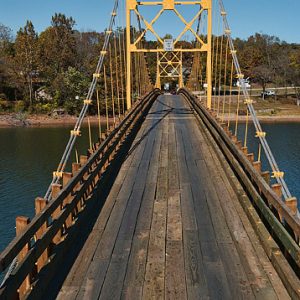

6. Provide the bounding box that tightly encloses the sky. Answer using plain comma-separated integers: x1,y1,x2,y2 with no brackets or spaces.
0,0,299,43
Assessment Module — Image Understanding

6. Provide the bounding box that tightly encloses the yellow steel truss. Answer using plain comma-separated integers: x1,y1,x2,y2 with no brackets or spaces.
155,51,183,89
126,0,212,109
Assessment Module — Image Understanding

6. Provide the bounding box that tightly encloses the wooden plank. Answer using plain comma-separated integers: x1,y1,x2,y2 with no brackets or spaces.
143,107,169,299
73,121,150,299
76,97,165,299
167,192,182,241
189,121,278,298
121,230,150,300
100,108,161,299
61,125,150,292
165,240,187,300
195,125,286,298
202,129,290,299
178,119,233,299
122,120,163,299
143,202,167,298
183,230,210,300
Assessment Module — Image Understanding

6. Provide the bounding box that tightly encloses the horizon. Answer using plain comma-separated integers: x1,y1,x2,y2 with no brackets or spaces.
0,0,299,44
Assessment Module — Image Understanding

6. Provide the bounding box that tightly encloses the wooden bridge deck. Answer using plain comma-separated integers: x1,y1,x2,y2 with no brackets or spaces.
57,95,289,299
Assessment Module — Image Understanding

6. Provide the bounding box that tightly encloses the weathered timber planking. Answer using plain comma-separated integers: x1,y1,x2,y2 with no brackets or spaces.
122,113,164,299
165,240,187,300
59,129,144,292
143,114,168,299
52,94,295,300
184,91,294,299
72,97,163,299
179,111,232,299
71,112,152,298
142,199,167,299
200,120,291,299
73,120,150,299
99,192,140,299
200,145,280,298
189,126,260,298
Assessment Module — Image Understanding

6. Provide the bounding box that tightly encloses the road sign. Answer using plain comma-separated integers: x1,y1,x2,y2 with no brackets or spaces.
164,39,174,51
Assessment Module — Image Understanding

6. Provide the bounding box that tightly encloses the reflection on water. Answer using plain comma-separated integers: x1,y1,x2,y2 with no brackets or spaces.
0,123,299,253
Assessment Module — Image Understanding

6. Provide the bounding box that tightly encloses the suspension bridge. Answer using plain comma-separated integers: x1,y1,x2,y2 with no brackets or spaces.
1,0,300,299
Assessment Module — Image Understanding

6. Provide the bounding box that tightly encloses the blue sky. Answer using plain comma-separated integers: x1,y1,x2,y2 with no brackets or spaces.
0,0,299,43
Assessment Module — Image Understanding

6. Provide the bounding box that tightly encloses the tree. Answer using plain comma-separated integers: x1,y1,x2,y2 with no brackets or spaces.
58,67,90,114
289,47,300,100
14,20,38,106
0,23,14,99
75,30,104,75
38,13,76,82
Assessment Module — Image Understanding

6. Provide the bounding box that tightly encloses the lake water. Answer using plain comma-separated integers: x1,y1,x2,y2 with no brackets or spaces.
0,125,99,253
0,123,299,254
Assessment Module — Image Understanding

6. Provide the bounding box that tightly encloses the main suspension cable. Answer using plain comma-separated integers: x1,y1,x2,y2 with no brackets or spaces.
218,0,292,200
44,0,120,200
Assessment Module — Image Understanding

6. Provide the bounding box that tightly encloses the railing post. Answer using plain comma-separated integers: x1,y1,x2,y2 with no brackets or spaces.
72,162,82,214
51,184,62,244
286,197,298,216
261,171,270,185
35,198,48,272
80,155,88,167
62,172,73,229
272,183,282,199
80,155,90,199
16,216,31,298
247,153,254,162
236,140,242,149
252,161,261,173
72,162,81,175
241,146,248,155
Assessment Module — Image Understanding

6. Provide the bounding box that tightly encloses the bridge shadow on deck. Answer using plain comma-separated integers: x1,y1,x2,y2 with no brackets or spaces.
126,98,191,159
42,96,193,299
48,94,290,299
36,105,154,300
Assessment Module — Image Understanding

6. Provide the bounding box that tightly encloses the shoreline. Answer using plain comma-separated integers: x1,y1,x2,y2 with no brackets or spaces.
0,114,115,128
1,113,300,128
223,115,300,123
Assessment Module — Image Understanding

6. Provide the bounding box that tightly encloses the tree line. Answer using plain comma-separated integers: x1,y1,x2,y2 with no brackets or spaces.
235,34,300,94
0,14,299,115
0,14,105,114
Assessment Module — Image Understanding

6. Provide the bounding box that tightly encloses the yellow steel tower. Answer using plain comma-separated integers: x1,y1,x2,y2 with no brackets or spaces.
126,0,212,109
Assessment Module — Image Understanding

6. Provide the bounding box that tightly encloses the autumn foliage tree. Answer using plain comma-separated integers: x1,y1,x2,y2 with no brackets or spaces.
14,20,38,107
0,16,300,113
